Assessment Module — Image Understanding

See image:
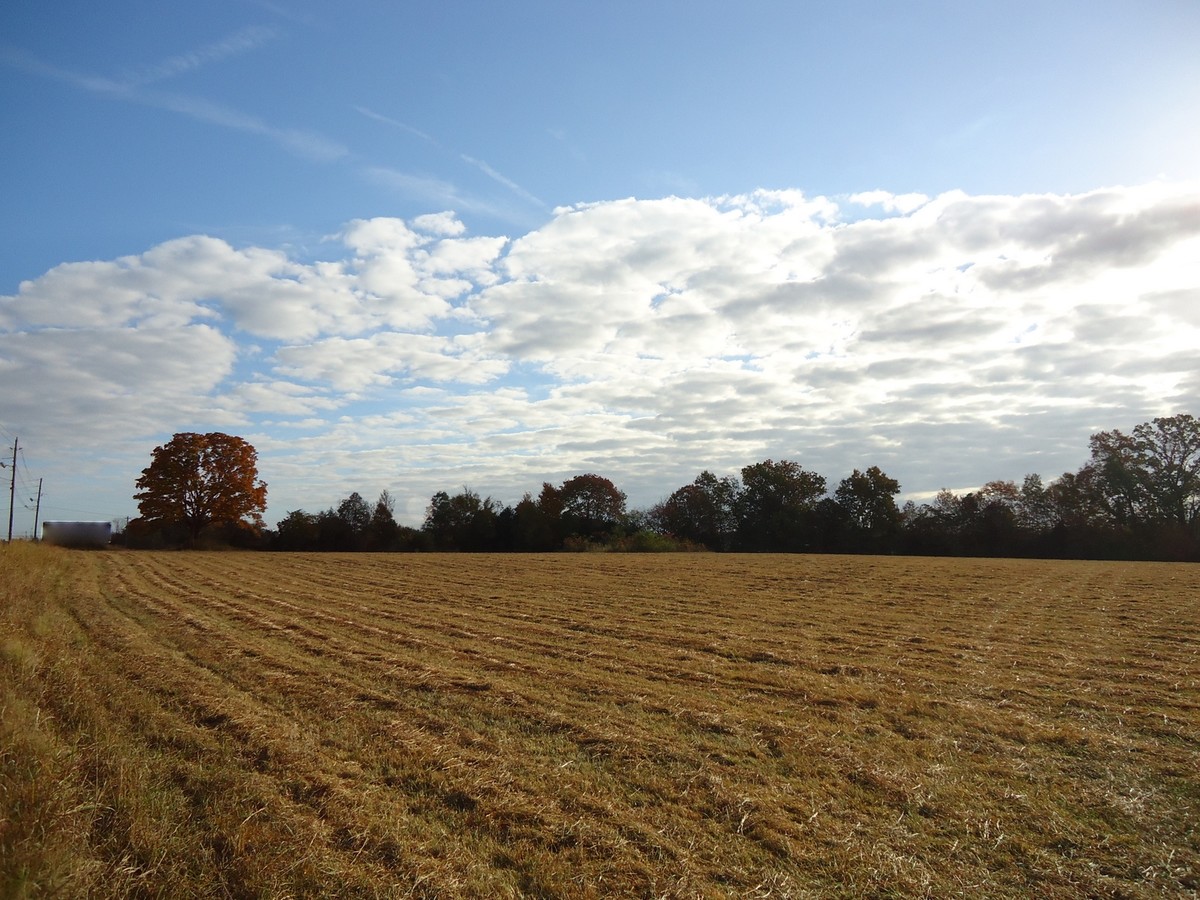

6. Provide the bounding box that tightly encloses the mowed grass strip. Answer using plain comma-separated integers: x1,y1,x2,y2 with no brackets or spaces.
2,546,1198,897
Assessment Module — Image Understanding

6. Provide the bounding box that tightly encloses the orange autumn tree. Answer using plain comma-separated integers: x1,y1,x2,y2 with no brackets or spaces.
134,432,267,541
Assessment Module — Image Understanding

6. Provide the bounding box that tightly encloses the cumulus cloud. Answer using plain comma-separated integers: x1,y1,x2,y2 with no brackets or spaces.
3,182,1198,524
411,212,467,236
274,332,508,393
0,324,236,437
849,190,931,214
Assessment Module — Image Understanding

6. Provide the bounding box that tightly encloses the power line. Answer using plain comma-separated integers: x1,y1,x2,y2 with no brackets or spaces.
32,478,42,539
14,449,37,502
2,439,52,539
17,448,37,486
4,436,15,542
0,438,124,534
43,502,130,518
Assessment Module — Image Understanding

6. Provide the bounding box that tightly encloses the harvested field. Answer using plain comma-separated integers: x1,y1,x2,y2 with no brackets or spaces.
2,545,1198,897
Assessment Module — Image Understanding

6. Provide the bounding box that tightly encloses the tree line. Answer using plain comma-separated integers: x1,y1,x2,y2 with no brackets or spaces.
125,414,1200,560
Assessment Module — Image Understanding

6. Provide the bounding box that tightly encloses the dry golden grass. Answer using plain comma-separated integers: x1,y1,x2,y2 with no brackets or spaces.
2,544,1198,898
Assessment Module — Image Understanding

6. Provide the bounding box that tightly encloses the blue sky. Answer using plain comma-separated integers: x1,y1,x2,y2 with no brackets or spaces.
2,1,1199,532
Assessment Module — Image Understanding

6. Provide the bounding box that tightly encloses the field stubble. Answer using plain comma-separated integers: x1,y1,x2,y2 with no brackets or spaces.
1,545,1198,897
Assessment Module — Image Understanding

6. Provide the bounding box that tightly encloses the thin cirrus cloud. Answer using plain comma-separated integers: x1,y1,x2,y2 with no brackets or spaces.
459,154,547,211
356,105,547,218
353,105,435,145
362,167,507,221
114,24,282,88
3,182,1198,523
0,42,349,164
4,35,548,226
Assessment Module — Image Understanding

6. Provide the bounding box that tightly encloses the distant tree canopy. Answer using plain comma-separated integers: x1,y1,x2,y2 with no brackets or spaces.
133,432,268,544
832,466,902,552
649,471,739,551
560,474,627,538
1084,414,1200,528
273,490,414,552
254,412,1200,560
423,489,501,551
735,459,827,552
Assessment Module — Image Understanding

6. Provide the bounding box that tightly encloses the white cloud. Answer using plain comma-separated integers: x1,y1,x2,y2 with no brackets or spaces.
3,183,1198,525
0,324,236,440
411,212,467,236
849,190,931,214
220,380,340,418
273,332,508,392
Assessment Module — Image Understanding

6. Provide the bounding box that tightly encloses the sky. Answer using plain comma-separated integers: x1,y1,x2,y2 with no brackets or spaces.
2,1,1200,533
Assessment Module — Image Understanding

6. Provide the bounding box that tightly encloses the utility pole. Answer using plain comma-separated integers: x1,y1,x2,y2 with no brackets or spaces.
5,437,15,544
32,477,43,541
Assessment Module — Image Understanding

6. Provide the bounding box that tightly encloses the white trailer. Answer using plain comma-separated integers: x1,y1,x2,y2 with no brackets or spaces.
42,521,112,548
